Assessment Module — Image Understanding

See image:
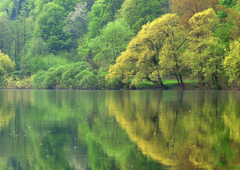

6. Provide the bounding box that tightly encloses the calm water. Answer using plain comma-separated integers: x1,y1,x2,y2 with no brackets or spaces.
0,90,240,170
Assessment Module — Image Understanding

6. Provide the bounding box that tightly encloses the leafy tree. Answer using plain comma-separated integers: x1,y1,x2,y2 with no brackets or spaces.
107,14,188,89
42,64,69,89
223,38,240,84
42,54,71,70
120,0,170,32
224,2,240,39
35,2,71,53
0,0,27,20
61,62,91,88
28,0,52,19
220,0,237,8
0,50,15,77
0,18,13,58
20,37,49,75
82,0,96,11
21,37,49,58
185,8,225,89
214,0,237,48
158,14,188,89
32,70,46,88
53,0,79,13
0,14,34,69
0,50,15,86
75,69,97,89
64,2,88,38
20,56,47,76
88,18,135,68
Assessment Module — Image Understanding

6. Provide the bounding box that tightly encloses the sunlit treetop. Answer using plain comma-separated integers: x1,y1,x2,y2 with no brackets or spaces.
188,8,219,39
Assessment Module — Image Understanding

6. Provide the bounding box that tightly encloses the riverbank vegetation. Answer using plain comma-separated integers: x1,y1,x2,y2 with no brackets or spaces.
0,0,240,89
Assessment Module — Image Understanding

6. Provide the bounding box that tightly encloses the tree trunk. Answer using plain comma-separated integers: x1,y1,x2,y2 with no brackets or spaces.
174,71,181,87
179,74,185,90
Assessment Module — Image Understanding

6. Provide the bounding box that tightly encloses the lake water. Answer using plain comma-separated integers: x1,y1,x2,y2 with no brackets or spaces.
0,90,239,169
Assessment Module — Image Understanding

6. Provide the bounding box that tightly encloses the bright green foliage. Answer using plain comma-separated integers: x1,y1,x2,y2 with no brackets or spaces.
61,62,91,88
28,0,52,19
0,0,239,89
0,18,12,57
188,8,219,39
220,0,237,8
35,2,71,53
0,15,34,69
20,56,47,76
53,0,79,13
0,51,15,77
88,18,135,68
75,69,97,89
213,22,232,48
185,37,225,88
158,14,188,89
20,37,49,75
223,38,240,84
42,65,69,89
32,70,46,89
120,0,170,32
0,51,15,87
21,37,49,59
87,0,125,40
107,14,186,89
186,8,225,89
35,61,101,89
43,54,72,69
96,68,111,89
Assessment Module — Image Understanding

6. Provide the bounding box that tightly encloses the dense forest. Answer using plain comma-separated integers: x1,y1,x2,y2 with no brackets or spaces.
0,0,239,89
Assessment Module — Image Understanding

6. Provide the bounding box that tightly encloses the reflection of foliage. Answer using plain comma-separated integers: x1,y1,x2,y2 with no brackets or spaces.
76,90,165,169
0,90,87,170
88,139,120,170
106,90,240,169
2,90,240,170
0,103,15,130
107,91,180,166
224,92,240,142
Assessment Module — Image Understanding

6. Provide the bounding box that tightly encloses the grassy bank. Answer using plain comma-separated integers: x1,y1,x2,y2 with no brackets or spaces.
135,79,199,90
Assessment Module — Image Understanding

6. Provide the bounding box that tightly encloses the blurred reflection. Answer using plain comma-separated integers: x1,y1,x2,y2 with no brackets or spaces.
0,90,240,169
106,90,240,169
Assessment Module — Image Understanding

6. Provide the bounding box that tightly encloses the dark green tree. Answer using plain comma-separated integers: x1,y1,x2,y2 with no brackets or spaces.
35,2,71,53
120,0,170,33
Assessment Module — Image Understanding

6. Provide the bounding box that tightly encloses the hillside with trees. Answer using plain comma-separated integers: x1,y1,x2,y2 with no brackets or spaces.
0,0,239,90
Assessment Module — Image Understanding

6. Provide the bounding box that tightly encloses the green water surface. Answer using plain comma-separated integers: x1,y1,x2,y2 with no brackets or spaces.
0,90,239,170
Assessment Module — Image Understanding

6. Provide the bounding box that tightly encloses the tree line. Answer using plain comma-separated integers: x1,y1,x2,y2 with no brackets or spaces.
0,0,239,89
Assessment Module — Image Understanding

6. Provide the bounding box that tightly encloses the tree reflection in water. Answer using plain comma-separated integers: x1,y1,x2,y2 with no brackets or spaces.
106,90,240,169
0,90,240,169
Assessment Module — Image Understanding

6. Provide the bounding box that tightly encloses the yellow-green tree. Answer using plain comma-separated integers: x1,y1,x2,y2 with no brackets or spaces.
0,51,15,86
107,13,188,89
158,14,188,89
185,8,225,89
223,38,240,85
